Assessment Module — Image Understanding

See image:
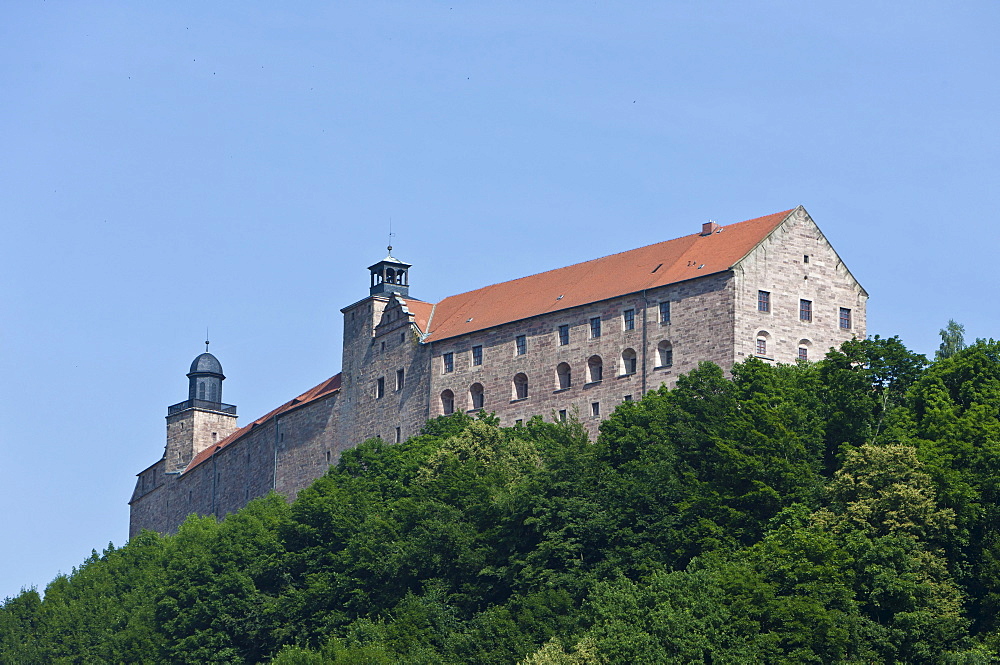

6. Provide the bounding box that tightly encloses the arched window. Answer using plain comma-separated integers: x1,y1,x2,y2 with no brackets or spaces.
513,373,529,400
470,383,484,409
621,348,637,375
556,362,572,390
657,341,673,368
441,390,455,415
209,382,219,403
798,339,811,361
587,355,603,383
756,331,771,357
198,381,206,400
386,268,396,284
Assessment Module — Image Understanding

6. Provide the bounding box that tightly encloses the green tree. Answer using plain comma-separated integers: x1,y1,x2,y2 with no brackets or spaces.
595,359,827,574
903,340,1000,634
818,336,927,473
937,319,968,360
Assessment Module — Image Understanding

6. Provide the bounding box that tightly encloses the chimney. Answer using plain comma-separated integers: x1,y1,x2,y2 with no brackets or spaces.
701,220,720,236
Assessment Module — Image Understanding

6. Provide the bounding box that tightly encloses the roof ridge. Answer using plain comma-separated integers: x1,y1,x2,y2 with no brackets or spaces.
421,209,793,343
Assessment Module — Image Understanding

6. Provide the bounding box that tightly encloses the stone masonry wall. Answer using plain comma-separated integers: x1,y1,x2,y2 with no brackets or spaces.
164,408,238,473
129,393,339,537
732,208,867,365
425,272,735,441
273,391,341,501
338,295,433,449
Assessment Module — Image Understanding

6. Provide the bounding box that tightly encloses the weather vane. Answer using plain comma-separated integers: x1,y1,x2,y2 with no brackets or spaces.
388,217,396,255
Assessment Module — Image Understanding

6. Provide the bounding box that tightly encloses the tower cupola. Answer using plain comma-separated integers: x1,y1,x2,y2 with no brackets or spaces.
368,247,411,297
187,351,225,404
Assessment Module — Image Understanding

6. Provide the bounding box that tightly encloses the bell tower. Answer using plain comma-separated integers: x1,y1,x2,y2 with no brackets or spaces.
163,346,239,473
368,246,412,297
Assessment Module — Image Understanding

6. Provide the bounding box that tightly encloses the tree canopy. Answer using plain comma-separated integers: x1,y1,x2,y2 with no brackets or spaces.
4,337,1000,663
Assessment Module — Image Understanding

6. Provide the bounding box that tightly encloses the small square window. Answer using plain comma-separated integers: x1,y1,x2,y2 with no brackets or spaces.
515,419,523,426
558,409,567,421
803,254,810,263
376,377,385,399
623,394,633,402
758,290,770,313
659,301,671,324
840,307,852,330
591,402,600,417
590,317,601,338
799,299,812,322
515,335,527,356
558,324,570,346
623,309,635,331
443,352,454,373
396,368,405,391
798,347,808,361
472,345,483,366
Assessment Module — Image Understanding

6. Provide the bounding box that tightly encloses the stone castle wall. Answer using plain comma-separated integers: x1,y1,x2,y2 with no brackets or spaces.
164,408,238,473
425,272,736,440
733,208,867,365
129,393,339,538
131,209,869,537
339,296,433,448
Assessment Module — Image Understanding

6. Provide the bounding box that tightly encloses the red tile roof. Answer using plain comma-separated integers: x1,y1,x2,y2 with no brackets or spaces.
401,298,434,333
420,209,793,342
184,372,341,473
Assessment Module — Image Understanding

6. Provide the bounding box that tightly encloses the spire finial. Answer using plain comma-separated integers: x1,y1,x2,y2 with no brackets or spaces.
388,216,396,256
205,327,210,353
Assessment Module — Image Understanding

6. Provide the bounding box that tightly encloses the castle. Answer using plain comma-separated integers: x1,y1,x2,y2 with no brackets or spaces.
129,206,867,536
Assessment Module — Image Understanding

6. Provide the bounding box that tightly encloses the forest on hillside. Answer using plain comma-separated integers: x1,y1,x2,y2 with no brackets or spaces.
4,333,1000,664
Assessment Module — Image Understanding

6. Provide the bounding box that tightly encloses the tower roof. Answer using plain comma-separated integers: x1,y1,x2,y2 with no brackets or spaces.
188,352,223,376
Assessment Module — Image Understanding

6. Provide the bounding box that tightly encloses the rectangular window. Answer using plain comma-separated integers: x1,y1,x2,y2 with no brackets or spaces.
659,301,671,324
515,419,523,426
472,345,483,366
515,335,526,356
798,347,808,361
443,352,454,373
396,368,405,391
590,317,601,338
623,394,633,402
623,309,635,331
395,427,401,443
558,324,570,346
799,299,812,322
756,339,767,356
558,409,567,421
591,402,600,417
376,377,385,399
758,290,770,312
840,307,852,329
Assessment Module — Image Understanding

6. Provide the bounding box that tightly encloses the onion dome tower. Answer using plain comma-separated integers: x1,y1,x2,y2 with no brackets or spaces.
163,343,238,473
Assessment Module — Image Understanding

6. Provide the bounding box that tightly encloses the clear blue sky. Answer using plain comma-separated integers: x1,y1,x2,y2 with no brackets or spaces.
2,2,998,600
